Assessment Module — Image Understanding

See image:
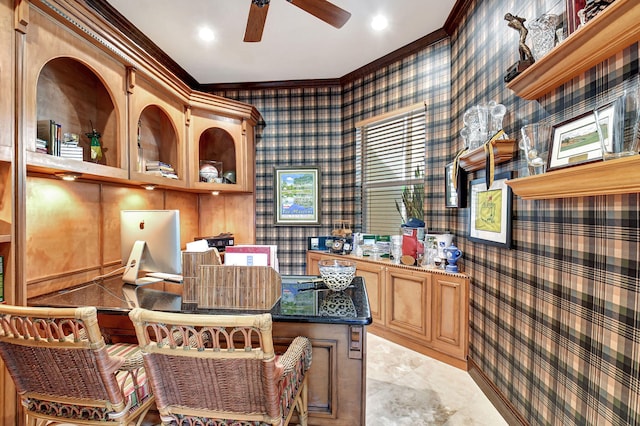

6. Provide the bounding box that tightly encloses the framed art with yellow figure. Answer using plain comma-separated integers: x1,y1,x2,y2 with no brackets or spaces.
468,171,512,248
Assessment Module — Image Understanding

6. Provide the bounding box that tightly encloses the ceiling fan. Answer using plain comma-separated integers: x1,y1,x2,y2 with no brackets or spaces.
244,0,351,42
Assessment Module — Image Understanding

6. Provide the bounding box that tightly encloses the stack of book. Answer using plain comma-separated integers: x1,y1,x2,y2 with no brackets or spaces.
146,160,178,179
60,133,83,161
36,120,84,160
37,119,61,156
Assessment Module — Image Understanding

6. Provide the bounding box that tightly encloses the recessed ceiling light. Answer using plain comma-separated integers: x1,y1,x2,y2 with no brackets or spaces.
198,27,215,42
371,15,388,31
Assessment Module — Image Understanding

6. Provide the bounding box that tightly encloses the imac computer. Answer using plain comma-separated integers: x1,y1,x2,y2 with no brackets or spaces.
120,210,182,285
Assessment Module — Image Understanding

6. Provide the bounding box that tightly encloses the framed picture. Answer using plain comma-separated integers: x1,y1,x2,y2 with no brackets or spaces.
468,171,512,248
566,0,586,34
445,162,467,208
274,166,321,226
548,111,604,171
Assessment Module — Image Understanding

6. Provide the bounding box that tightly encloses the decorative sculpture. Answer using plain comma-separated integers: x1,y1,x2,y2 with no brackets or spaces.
504,13,535,82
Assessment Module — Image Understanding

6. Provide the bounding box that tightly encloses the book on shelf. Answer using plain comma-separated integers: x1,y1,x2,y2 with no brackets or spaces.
145,170,179,179
145,160,172,168
36,119,63,156
59,144,84,160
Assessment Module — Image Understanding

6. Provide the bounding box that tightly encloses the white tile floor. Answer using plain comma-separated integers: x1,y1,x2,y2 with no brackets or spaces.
366,333,508,426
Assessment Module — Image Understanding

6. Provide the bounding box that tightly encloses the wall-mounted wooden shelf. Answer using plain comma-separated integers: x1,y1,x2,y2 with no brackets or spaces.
507,0,640,100
458,139,516,172
506,155,640,199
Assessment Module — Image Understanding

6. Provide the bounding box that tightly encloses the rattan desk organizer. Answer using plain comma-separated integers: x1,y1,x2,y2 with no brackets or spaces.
196,265,282,310
181,248,222,308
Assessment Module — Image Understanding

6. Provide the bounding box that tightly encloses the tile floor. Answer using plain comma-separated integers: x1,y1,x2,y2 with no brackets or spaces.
141,332,508,426
366,333,508,426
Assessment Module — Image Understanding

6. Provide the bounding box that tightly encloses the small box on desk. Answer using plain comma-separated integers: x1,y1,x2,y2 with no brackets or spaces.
197,265,281,310
196,233,234,252
181,248,221,309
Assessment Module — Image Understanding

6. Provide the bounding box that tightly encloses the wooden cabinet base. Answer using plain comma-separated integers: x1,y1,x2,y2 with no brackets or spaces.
273,322,367,426
307,251,469,370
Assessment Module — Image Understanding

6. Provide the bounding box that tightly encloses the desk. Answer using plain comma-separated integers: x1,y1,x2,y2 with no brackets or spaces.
29,276,372,426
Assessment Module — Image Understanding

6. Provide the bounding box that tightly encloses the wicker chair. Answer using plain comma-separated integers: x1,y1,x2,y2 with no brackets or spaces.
0,305,154,426
128,308,312,426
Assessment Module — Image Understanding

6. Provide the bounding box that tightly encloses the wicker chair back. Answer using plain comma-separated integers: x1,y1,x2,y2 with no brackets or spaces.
129,308,312,426
0,304,154,425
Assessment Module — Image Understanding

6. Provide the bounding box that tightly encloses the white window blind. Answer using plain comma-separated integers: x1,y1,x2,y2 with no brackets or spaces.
356,103,426,235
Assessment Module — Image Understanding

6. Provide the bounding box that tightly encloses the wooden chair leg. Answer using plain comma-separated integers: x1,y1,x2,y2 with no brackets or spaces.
295,376,309,426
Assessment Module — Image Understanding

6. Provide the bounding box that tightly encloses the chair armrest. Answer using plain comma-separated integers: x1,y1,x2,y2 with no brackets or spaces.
277,336,312,375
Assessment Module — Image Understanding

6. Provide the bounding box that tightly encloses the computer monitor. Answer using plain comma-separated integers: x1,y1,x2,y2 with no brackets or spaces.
120,210,181,284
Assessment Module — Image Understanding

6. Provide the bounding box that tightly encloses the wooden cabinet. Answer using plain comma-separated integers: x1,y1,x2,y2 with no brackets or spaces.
273,322,366,426
431,273,467,360
188,92,259,193
306,252,469,369
17,0,261,192
24,6,129,181
385,268,432,343
128,70,188,189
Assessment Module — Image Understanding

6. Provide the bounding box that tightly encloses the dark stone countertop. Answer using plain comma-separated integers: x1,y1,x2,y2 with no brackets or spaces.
29,275,372,326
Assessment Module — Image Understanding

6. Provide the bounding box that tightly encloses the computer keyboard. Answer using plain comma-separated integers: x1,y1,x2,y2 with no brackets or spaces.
145,272,184,283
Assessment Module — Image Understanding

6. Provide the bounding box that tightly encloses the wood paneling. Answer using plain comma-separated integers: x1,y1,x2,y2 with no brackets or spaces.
26,178,101,285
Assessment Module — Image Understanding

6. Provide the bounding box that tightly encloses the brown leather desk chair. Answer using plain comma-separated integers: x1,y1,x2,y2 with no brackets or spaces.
129,308,312,426
0,304,154,425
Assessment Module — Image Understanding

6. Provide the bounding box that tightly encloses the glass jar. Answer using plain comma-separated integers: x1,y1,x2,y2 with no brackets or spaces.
528,14,558,61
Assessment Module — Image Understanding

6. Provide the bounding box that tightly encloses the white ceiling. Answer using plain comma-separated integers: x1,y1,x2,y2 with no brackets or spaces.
106,0,457,85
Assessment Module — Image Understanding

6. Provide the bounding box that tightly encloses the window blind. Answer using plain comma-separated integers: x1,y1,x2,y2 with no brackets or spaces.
356,104,426,235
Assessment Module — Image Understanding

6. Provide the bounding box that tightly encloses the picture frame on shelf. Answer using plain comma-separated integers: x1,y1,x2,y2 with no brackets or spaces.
274,166,321,226
548,111,605,171
445,162,467,208
468,171,512,248
566,0,586,34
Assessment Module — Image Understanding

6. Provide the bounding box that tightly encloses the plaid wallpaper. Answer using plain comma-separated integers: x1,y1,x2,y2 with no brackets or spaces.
215,0,640,423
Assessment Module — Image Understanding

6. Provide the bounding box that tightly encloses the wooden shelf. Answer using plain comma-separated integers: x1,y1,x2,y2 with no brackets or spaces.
0,235,10,243
27,151,129,184
507,0,640,100
458,139,516,172
505,155,640,199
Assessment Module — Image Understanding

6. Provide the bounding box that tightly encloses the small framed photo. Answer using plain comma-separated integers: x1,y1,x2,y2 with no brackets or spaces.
566,0,586,34
444,162,467,208
274,166,321,226
548,111,604,171
468,171,512,248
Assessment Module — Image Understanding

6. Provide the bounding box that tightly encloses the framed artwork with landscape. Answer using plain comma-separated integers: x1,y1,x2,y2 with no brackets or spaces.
274,166,321,226
468,171,512,248
548,110,606,171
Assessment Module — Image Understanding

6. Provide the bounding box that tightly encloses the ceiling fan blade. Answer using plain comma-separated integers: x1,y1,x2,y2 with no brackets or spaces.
288,0,351,29
244,1,270,42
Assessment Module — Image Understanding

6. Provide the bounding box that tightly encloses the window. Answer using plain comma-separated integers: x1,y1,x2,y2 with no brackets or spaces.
356,103,426,235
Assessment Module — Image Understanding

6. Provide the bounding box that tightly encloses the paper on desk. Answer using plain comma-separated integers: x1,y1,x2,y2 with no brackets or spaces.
185,239,210,251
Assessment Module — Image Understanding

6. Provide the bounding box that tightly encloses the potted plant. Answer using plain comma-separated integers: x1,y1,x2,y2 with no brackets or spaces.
395,167,424,224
